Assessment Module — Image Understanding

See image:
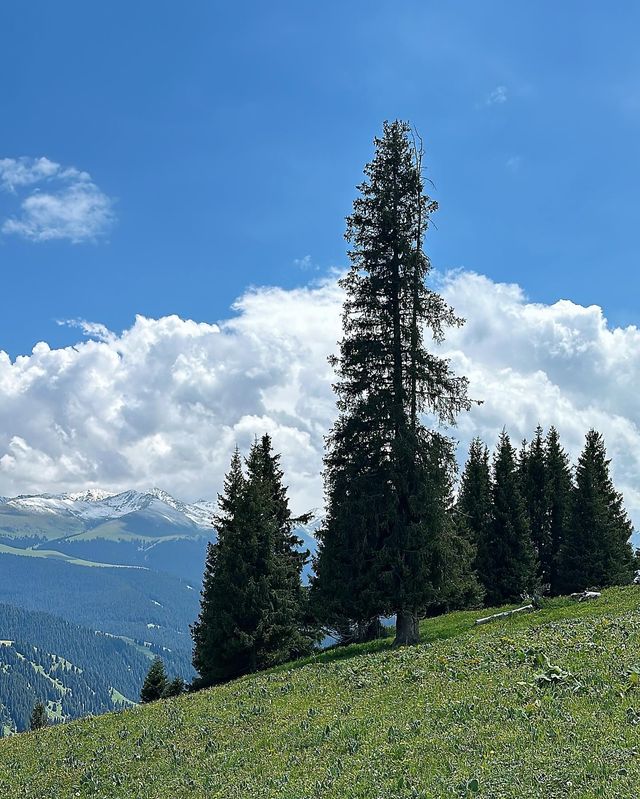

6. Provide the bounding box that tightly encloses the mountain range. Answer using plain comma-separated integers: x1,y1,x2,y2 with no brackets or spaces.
0,487,218,581
0,486,319,579
0,487,320,706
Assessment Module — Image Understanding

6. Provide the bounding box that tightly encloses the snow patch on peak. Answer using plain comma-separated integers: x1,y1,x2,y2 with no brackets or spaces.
0,486,217,530
65,489,116,503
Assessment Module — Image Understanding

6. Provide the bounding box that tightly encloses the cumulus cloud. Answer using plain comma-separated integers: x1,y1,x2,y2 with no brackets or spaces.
0,270,639,534
0,156,114,243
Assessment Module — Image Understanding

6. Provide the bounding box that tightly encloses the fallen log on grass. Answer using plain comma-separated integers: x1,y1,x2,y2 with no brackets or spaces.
570,591,601,602
475,604,535,625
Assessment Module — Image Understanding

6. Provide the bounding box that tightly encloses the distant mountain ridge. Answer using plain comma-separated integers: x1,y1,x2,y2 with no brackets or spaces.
0,492,322,732
0,487,217,582
0,487,216,530
0,488,320,581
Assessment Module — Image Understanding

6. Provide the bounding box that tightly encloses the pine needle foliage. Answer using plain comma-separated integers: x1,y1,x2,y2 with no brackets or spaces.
192,437,313,686
312,121,475,645
544,426,573,594
28,702,48,732
558,429,634,592
479,431,538,605
140,657,168,704
519,426,554,586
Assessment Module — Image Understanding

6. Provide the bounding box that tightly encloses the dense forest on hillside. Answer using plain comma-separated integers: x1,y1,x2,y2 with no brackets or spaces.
0,555,198,675
0,604,183,733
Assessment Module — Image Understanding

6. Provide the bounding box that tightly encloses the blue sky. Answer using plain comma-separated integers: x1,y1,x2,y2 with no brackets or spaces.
2,1,640,357
3,2,640,523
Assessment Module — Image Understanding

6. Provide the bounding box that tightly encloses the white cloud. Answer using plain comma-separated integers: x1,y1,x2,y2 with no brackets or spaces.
0,270,639,535
293,255,319,272
486,85,508,105
0,157,114,243
0,157,60,191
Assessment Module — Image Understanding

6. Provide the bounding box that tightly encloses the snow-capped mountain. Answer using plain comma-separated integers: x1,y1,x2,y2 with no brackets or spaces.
0,488,218,580
0,487,215,529
0,488,318,581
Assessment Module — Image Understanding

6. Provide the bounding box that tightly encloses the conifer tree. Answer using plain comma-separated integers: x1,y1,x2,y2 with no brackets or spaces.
192,439,313,687
246,434,315,668
557,430,634,592
544,426,572,593
162,676,185,698
481,431,537,605
519,426,553,587
405,433,483,616
456,438,492,560
29,702,48,731
140,657,168,703
191,447,257,686
313,121,474,645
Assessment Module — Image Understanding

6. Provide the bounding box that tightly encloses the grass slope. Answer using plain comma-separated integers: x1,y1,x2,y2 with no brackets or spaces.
3,588,640,798
0,507,85,541
0,542,142,568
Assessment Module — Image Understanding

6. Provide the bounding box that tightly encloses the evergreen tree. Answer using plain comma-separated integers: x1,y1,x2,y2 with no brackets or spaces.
312,120,474,645
246,434,315,668
29,701,48,731
544,426,573,594
480,432,537,605
456,438,492,566
140,657,168,703
192,439,313,687
519,426,553,587
192,447,254,687
403,433,483,617
162,676,185,698
558,430,634,592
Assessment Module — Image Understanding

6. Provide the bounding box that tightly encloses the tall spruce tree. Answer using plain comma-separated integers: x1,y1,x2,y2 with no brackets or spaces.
519,426,553,587
411,433,483,615
246,434,314,667
191,448,251,686
544,426,572,594
480,431,537,605
192,439,313,686
557,430,634,592
312,120,474,645
457,438,492,549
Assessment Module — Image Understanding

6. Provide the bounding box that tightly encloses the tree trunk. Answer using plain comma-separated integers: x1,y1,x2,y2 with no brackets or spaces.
355,618,383,643
394,609,420,646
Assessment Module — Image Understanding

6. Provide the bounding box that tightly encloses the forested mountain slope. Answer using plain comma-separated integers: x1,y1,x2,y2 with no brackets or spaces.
0,554,199,674
0,604,183,735
2,587,640,798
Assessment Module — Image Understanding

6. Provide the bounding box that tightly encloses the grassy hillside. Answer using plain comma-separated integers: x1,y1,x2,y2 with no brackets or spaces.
2,588,640,798
0,542,138,568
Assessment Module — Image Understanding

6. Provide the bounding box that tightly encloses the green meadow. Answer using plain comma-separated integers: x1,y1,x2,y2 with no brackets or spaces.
2,587,640,798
